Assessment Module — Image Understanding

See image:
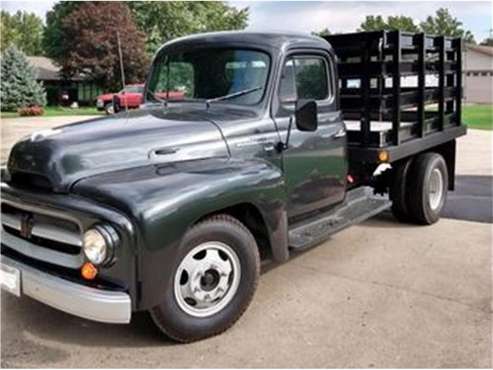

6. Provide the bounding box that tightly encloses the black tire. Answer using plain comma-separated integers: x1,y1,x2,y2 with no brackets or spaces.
407,152,448,225
104,103,114,115
150,214,260,343
389,158,413,222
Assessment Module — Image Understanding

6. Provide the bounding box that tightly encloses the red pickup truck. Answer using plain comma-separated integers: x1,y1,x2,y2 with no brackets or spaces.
96,84,144,114
96,84,185,114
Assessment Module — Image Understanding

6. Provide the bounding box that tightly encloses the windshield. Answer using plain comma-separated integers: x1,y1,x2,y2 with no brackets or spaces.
147,48,270,106
119,86,144,94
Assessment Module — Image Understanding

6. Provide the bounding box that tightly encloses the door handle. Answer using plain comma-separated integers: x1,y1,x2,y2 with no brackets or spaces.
334,129,346,138
263,143,275,153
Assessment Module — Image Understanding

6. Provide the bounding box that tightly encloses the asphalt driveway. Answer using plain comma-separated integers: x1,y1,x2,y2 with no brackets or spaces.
0,117,491,368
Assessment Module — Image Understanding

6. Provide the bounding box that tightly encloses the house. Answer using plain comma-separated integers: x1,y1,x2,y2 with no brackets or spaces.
463,45,493,104
27,56,102,106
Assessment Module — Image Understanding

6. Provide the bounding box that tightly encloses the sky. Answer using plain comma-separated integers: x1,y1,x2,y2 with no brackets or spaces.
2,1,492,42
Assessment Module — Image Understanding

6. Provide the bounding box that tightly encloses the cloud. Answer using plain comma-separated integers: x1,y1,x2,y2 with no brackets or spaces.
231,1,491,41
1,1,490,42
0,0,56,22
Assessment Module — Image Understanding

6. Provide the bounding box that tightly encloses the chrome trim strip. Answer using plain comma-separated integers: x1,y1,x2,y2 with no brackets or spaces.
1,199,83,232
1,229,84,269
31,222,82,247
1,213,82,247
1,213,21,230
1,255,131,324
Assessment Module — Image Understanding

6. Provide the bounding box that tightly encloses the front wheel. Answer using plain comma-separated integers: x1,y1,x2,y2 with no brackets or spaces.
150,214,260,342
407,152,448,224
104,103,114,115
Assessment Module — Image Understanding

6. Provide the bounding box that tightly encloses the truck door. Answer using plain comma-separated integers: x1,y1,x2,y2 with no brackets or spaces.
275,53,347,219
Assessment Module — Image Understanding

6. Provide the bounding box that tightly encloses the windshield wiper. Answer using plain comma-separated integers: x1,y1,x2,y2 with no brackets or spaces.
149,92,201,104
148,91,168,108
206,86,262,107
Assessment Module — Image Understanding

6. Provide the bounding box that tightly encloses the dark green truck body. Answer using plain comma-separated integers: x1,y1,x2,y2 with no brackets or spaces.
0,31,465,329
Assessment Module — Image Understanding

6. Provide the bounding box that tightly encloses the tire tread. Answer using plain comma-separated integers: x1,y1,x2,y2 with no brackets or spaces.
407,152,448,225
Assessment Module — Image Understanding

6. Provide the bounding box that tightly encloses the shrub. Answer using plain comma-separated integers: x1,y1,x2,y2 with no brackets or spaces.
1,46,46,111
17,106,44,116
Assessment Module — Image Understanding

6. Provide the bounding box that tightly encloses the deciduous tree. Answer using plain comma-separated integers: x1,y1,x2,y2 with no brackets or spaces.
420,8,475,43
359,15,419,33
0,10,44,55
58,2,149,90
42,2,81,59
313,28,331,37
128,2,249,53
359,9,475,43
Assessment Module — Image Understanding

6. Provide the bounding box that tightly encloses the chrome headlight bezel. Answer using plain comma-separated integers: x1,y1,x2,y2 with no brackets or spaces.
82,224,119,266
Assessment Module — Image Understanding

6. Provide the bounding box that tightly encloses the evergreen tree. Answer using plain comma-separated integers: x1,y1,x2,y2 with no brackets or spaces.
1,46,46,111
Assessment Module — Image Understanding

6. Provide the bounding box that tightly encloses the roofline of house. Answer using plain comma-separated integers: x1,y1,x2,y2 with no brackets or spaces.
465,43,493,57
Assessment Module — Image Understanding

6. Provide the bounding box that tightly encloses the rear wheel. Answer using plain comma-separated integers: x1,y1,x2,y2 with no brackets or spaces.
389,158,413,222
150,214,260,342
407,153,448,224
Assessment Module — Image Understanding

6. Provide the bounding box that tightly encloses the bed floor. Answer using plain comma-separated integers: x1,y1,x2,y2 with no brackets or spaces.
345,120,414,132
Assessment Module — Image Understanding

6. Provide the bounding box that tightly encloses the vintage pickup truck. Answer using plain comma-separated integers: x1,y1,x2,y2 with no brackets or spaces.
1,31,466,342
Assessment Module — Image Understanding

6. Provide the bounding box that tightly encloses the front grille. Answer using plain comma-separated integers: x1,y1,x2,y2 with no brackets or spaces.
9,172,52,191
1,202,84,268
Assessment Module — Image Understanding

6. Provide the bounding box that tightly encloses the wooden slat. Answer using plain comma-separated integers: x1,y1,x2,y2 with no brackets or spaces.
417,33,426,137
391,30,401,145
361,40,371,146
455,38,462,126
437,36,446,131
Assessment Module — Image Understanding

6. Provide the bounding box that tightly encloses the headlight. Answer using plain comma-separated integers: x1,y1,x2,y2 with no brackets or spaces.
83,225,118,265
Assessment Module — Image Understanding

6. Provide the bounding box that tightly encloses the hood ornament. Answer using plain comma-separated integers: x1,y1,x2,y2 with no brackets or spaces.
30,129,62,142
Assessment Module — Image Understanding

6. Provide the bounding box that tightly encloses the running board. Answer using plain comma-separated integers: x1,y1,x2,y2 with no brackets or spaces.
288,187,391,250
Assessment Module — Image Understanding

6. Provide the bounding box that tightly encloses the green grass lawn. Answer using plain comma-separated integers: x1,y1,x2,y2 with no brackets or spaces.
1,106,104,119
2,104,491,131
463,104,493,130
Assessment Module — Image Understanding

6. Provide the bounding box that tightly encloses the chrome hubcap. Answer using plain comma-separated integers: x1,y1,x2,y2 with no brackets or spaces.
429,168,444,211
174,242,241,317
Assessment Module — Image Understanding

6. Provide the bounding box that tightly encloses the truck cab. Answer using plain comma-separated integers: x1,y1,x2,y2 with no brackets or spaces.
0,31,465,342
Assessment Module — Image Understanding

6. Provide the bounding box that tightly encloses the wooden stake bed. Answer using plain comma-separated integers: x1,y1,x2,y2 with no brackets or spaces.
324,31,465,161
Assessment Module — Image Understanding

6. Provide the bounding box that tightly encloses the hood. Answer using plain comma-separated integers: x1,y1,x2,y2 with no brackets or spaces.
7,107,230,192
97,93,115,101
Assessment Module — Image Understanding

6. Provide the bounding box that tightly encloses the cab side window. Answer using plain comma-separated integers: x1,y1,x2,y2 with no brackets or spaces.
279,56,330,104
277,55,331,118
295,58,329,100
279,59,297,103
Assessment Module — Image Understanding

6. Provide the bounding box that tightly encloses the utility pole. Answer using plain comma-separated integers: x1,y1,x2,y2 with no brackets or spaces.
116,31,128,114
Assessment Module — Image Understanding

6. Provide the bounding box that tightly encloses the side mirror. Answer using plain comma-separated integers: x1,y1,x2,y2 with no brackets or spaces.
295,99,318,132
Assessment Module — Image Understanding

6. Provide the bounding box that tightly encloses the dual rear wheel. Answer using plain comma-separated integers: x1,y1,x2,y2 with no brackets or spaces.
390,152,448,224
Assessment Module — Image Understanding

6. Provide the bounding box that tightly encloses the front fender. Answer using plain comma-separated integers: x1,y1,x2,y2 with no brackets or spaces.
72,158,287,309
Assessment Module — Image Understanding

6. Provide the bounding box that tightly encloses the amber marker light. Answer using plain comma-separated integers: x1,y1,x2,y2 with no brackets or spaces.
378,150,389,163
81,262,98,280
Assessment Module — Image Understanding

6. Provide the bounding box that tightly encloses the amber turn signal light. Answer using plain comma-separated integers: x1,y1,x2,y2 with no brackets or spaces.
81,262,98,280
378,150,389,163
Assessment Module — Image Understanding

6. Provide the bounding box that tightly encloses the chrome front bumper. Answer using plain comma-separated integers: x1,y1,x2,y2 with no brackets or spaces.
0,256,131,324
